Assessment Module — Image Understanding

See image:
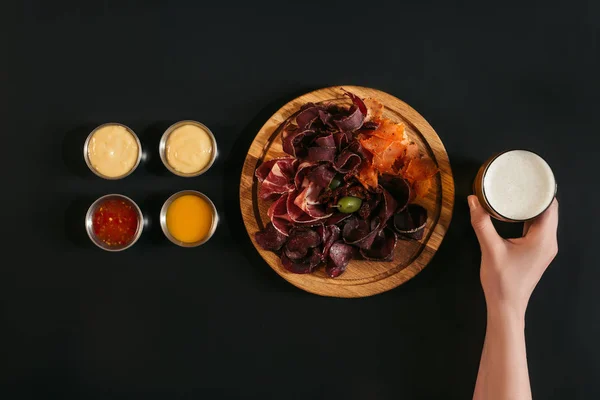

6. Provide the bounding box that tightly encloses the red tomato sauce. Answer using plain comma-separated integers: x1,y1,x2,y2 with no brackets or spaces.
92,199,139,247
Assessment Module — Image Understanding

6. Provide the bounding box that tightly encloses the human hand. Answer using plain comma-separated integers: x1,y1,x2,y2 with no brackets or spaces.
468,196,559,319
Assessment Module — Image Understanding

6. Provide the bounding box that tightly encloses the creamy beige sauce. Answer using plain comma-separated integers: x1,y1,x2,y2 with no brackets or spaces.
166,124,213,174
88,125,139,178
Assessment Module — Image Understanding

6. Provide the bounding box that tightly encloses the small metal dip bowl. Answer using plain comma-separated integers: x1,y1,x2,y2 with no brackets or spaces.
159,120,218,177
160,190,219,247
85,194,144,252
83,123,142,180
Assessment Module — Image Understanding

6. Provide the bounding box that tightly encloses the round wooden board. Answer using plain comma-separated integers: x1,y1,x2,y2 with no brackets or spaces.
240,86,454,297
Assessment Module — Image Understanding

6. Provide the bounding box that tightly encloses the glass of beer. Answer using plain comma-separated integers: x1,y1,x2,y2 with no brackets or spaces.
473,150,557,222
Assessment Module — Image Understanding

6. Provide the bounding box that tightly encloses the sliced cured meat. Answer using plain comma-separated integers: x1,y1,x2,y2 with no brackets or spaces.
334,105,364,132
326,241,355,278
314,134,335,148
296,105,319,130
307,164,336,189
356,161,378,189
267,192,289,220
272,216,292,236
334,150,362,173
378,177,409,213
282,127,316,158
307,146,336,163
364,98,383,122
294,161,314,189
281,248,322,274
258,158,297,201
286,228,322,252
358,196,381,219
321,225,341,259
403,157,438,183
360,228,397,261
393,204,427,241
255,158,295,182
324,212,351,226
255,222,288,251
343,89,368,116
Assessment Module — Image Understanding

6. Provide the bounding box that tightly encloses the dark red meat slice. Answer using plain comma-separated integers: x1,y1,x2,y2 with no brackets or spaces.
326,241,355,278
294,185,332,219
284,245,308,260
334,105,364,133
358,197,381,219
379,175,411,213
321,225,341,259
324,212,351,226
258,158,297,200
281,248,322,274
255,158,295,182
286,228,321,252
282,127,316,158
342,217,379,249
307,146,336,163
394,204,427,240
296,105,320,130
360,228,397,261
333,132,349,150
272,217,292,236
294,161,314,189
267,192,288,220
314,134,336,148
255,222,288,251
287,189,327,223
307,164,336,189
334,150,361,173
377,187,398,223
343,89,368,116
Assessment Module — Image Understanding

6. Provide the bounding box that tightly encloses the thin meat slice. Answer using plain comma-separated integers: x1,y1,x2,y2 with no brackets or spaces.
379,175,411,213
286,228,322,252
393,204,427,241
314,134,336,148
307,146,337,163
282,127,316,158
334,150,362,173
255,158,296,182
307,164,336,189
326,241,355,278
296,105,320,130
334,105,364,133
258,158,297,200
255,222,288,251
321,225,341,259
281,248,322,274
360,228,397,261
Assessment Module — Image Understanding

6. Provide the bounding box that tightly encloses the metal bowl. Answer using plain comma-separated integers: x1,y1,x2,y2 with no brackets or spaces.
85,194,144,252
160,190,219,247
159,120,218,177
83,123,142,180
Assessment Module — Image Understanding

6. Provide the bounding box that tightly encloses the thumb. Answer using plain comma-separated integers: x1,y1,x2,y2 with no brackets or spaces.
468,195,501,250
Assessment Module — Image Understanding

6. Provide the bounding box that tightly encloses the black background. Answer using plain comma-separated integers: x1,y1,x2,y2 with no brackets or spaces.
2,1,599,399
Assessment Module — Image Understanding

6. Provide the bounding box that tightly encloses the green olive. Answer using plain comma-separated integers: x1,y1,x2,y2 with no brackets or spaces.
337,196,363,213
329,176,343,190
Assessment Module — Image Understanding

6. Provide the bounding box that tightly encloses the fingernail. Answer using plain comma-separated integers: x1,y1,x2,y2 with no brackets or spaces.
468,196,478,211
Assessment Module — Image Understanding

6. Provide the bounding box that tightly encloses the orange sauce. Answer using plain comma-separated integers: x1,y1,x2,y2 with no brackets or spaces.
166,195,214,243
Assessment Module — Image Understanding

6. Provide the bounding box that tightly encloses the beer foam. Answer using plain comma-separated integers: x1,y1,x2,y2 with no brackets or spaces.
483,150,555,220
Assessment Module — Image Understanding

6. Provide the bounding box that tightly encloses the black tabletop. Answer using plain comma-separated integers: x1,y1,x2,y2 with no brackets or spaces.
2,1,599,399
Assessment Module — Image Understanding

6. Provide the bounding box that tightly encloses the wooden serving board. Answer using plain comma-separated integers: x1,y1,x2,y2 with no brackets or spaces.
240,86,454,297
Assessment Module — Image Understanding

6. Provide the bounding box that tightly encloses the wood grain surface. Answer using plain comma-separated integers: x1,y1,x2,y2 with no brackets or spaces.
240,86,454,297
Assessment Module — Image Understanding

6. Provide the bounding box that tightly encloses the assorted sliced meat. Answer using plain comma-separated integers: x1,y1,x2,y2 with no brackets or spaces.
254,90,436,277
